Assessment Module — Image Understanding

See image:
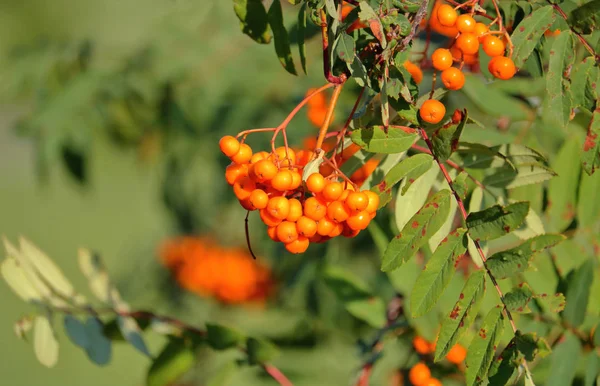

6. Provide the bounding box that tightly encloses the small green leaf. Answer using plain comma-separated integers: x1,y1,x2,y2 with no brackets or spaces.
568,0,600,34
582,108,600,175
147,339,195,386
382,190,452,271
465,307,504,386
510,6,556,69
434,270,486,361
246,337,279,365
543,31,575,129
467,202,530,242
297,3,307,74
486,234,566,279
394,163,438,230
372,154,433,208
335,32,355,64
268,0,297,75
34,315,59,368
537,292,566,313
562,258,594,328
410,229,468,317
578,164,600,226
516,332,551,362
504,284,534,313
1,257,41,302
488,339,519,386
570,58,598,112
206,323,245,350
118,315,152,357
78,248,113,304
546,332,581,386
548,137,580,231
431,110,468,161
84,317,112,366
233,0,272,44
351,126,418,154
64,315,90,350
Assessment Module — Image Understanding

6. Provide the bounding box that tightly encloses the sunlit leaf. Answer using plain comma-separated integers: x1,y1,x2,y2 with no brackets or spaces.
34,315,59,368
510,6,555,69
467,202,529,241
465,307,504,386
351,126,418,154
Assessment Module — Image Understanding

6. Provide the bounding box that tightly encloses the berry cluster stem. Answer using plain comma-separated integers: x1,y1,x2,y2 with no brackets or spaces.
314,83,344,154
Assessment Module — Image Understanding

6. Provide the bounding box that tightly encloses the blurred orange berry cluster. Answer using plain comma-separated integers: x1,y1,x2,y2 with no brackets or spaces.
159,237,272,304
306,88,334,128
412,336,467,365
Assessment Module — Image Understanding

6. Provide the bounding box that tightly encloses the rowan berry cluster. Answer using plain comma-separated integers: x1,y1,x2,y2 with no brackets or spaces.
407,336,467,385
220,135,379,254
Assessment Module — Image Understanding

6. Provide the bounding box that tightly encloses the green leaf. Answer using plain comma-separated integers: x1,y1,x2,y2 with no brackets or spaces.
537,292,566,313
465,307,504,386
118,315,152,357
83,317,112,366
543,31,575,129
453,172,469,200
486,234,566,279
410,229,468,317
488,339,519,386
358,1,386,49
297,3,307,74
335,32,355,64
246,337,279,365
570,58,598,112
467,202,530,242
345,298,387,328
504,284,534,313
578,163,600,226
233,0,272,44
547,137,580,231
568,0,600,34
585,352,600,386
394,163,438,230
268,0,297,75
382,190,452,271
562,258,594,328
351,126,418,154
372,154,433,208
1,257,41,302
483,163,556,189
582,108,600,175
434,270,486,361
147,339,195,386
34,315,59,368
64,315,90,351
78,249,113,304
361,152,402,190
431,110,468,161
510,6,556,69
516,332,551,362
461,75,531,120
206,323,245,350
546,332,581,386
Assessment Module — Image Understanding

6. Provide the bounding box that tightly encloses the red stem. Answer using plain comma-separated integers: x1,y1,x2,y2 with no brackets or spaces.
263,364,294,386
320,9,347,84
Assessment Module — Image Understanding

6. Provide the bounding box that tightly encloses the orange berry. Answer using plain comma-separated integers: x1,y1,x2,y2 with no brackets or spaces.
307,106,328,128
296,150,311,167
271,170,294,191
272,147,296,167
225,163,248,185
403,60,423,84
431,48,453,71
408,362,431,386
267,226,279,242
309,234,323,243
267,196,290,220
328,222,344,238
322,181,343,201
239,198,254,211
450,44,478,65
345,191,369,212
249,189,269,210
219,135,241,157
253,159,278,181
290,170,302,190
413,336,433,355
233,176,256,200
441,67,465,90
306,173,326,193
342,224,360,238
482,35,505,57
364,190,380,213
250,151,269,164
296,216,318,237
304,197,327,221
285,236,310,254
276,221,299,243
446,344,467,364
327,201,351,223
455,32,479,55
455,14,475,33
231,143,253,164
437,4,457,27
423,378,442,386
488,56,516,80
346,211,371,231
319,162,334,177
306,88,326,108
473,22,488,40
316,217,335,236
260,209,283,227
286,198,303,222
419,99,446,124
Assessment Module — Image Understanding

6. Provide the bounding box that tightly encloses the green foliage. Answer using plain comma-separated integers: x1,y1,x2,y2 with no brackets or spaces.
146,339,196,386
351,126,418,154
465,307,504,386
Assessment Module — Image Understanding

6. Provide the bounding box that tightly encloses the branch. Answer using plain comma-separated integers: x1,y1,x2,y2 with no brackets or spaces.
547,0,600,62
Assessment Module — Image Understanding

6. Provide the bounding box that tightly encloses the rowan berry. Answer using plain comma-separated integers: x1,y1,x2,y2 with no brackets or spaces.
306,173,326,193
441,67,465,90
450,44,478,65
285,236,310,254
342,224,360,238
306,88,326,108
273,147,296,167
225,163,248,186
260,209,283,227
403,60,423,84
271,170,294,191
249,189,269,210
250,151,269,164
233,176,256,200
304,197,327,221
322,181,344,201
308,106,328,128
419,99,446,124
413,336,434,355
327,201,351,223
231,143,253,164
296,216,318,237
267,196,290,220
286,198,303,222
319,162,334,177
266,226,279,242
364,191,380,213
328,222,344,238
455,14,475,33
276,221,299,244
238,198,254,211
436,4,457,27
455,32,479,55
482,35,505,57
219,136,241,157
408,362,431,386
290,170,302,190
296,150,311,167
346,211,370,231
345,191,369,212
316,217,336,236
446,344,467,364
253,159,278,181
431,48,453,71
488,56,516,80
473,22,489,40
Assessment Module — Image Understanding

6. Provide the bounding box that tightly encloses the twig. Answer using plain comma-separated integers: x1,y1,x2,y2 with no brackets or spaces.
547,0,600,62
245,211,258,260
400,0,431,50
263,364,294,386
